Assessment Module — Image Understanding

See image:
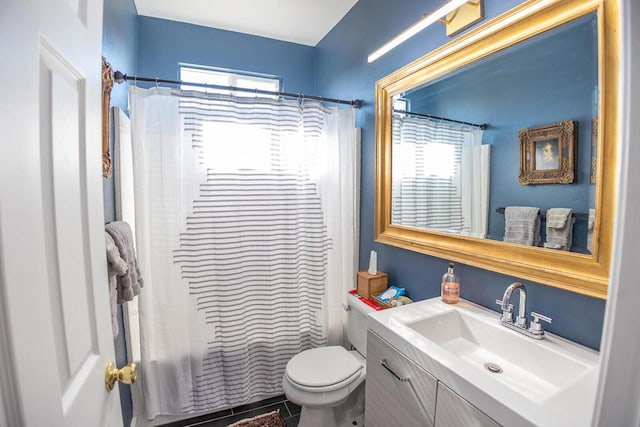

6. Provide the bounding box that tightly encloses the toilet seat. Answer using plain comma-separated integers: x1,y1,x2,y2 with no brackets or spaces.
285,346,364,392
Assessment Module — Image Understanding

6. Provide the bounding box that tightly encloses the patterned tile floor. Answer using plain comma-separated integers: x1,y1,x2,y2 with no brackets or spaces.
159,395,300,427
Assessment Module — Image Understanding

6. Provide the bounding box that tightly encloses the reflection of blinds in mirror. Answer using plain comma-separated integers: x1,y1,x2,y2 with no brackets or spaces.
391,114,487,236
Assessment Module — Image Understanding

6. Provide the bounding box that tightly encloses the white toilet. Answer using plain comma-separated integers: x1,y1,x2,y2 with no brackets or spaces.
282,291,376,427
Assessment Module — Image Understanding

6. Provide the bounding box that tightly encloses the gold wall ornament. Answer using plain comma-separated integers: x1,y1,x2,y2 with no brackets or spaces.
374,0,620,298
102,56,114,178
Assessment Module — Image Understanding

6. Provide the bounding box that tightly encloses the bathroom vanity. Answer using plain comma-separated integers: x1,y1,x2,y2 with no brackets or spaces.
364,298,599,426
366,329,498,427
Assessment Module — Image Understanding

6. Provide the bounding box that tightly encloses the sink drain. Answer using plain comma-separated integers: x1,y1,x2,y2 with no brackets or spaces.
484,362,503,374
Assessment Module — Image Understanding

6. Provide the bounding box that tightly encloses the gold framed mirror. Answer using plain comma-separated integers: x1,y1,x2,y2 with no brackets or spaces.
374,0,619,298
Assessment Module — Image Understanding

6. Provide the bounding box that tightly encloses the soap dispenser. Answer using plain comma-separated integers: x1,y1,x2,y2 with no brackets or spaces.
441,262,460,304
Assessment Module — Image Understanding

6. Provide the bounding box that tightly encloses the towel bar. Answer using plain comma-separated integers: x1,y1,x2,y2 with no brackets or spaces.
496,207,588,223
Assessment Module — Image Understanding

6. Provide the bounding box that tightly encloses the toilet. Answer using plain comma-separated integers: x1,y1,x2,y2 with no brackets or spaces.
282,291,377,427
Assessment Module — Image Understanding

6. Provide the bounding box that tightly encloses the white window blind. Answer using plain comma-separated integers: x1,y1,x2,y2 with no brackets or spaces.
179,65,280,97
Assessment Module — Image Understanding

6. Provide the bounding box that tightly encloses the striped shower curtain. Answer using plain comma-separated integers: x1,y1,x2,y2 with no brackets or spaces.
128,87,358,419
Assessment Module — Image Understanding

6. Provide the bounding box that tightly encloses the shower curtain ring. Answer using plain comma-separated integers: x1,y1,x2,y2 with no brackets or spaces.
155,77,159,89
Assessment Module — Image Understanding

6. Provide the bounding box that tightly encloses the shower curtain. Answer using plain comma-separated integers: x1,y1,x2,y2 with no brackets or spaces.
128,87,358,418
391,114,489,237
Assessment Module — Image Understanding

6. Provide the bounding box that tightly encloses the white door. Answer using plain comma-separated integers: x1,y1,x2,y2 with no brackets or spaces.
0,0,123,425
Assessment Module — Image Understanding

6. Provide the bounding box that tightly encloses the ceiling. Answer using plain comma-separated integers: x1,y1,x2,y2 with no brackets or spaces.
134,0,359,47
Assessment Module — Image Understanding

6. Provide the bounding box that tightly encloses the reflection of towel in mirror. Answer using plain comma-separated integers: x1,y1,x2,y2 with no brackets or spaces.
543,208,574,251
503,206,540,246
587,208,596,253
105,232,127,337
105,221,144,303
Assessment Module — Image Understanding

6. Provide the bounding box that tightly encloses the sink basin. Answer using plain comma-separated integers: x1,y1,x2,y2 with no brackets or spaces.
405,308,593,403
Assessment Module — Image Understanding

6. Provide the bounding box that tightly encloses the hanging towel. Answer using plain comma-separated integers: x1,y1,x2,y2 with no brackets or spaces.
543,208,574,251
105,232,127,337
503,206,541,246
587,208,596,253
105,221,144,303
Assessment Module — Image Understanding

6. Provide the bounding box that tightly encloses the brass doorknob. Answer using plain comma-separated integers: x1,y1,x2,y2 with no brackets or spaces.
105,362,137,391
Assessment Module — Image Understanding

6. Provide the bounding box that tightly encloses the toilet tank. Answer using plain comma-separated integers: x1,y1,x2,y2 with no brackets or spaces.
346,292,377,357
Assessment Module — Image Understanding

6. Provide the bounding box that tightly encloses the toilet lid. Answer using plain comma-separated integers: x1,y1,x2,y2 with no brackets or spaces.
286,346,363,388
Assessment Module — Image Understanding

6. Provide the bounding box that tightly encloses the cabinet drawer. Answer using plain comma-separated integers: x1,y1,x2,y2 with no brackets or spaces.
435,382,501,427
365,331,438,427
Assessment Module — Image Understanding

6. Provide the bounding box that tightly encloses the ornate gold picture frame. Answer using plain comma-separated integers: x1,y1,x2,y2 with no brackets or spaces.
518,120,576,185
102,56,114,178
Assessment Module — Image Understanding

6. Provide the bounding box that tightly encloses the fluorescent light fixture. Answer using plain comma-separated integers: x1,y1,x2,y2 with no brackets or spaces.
367,0,471,63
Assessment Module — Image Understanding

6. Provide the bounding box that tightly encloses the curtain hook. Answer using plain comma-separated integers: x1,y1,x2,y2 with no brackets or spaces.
155,77,159,89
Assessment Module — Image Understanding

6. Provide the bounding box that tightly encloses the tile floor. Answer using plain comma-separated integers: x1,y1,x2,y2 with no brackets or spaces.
159,395,300,427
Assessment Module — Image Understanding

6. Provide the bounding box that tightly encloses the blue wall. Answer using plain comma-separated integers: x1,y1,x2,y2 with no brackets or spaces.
316,0,605,350
103,0,138,425
137,16,317,95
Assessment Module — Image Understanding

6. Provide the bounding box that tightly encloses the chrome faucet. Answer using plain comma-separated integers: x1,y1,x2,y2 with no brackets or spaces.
496,282,552,339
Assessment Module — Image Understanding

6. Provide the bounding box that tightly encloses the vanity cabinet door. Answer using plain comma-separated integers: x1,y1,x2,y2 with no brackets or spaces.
435,382,501,427
365,331,438,427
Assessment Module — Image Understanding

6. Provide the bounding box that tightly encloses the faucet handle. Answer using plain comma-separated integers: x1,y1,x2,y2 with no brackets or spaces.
496,299,514,323
529,311,552,336
531,311,552,324
495,299,513,311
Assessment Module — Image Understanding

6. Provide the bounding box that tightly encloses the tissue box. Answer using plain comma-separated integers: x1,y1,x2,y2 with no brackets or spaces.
356,271,388,299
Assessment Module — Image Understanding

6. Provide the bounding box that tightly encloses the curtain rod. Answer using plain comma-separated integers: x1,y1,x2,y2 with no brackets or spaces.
114,71,362,108
393,109,487,130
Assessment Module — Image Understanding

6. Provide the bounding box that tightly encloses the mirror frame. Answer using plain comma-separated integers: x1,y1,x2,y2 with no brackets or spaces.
374,0,619,299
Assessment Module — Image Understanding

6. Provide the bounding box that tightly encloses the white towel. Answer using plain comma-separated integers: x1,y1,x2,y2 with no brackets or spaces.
105,232,127,337
503,206,540,246
587,208,596,253
543,208,574,251
105,221,144,303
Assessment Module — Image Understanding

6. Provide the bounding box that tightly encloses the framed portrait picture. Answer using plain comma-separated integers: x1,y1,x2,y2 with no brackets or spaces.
518,120,576,185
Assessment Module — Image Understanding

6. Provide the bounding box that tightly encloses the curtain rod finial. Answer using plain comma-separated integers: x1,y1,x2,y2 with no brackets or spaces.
114,71,126,84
